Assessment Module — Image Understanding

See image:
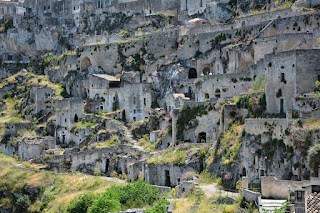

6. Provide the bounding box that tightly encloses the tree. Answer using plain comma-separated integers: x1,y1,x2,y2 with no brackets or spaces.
308,143,320,176
67,192,96,213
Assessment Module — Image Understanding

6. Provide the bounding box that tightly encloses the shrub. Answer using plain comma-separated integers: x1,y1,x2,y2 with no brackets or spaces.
69,181,163,212
252,74,265,91
41,130,47,136
0,20,14,33
145,198,170,213
13,195,31,213
89,198,120,213
307,143,320,176
67,192,96,213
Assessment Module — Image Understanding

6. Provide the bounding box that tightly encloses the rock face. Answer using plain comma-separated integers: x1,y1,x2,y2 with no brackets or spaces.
0,27,59,57
205,1,235,24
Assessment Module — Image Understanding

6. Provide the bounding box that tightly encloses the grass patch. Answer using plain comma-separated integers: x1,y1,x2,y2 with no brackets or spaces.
147,143,209,165
0,154,123,212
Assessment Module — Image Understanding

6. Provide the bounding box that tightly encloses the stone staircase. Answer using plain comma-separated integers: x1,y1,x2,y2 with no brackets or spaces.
260,199,287,212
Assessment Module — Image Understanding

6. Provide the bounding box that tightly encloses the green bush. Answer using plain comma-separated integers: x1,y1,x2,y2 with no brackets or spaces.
13,195,31,213
67,192,96,213
145,198,170,213
308,143,320,176
89,198,120,213
68,181,164,212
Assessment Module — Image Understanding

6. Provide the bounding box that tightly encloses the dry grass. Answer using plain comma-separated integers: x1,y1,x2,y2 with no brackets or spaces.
0,154,124,212
173,191,241,213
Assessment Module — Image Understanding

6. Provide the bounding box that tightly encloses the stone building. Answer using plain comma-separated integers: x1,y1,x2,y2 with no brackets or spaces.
29,86,55,116
55,98,85,145
18,136,55,160
262,50,320,116
88,73,153,121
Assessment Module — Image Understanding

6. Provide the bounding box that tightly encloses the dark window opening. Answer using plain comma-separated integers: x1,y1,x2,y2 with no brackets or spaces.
296,191,305,202
281,73,285,82
187,87,193,99
165,170,170,187
280,99,284,114
215,89,221,98
74,114,78,122
242,168,247,177
205,93,209,99
105,159,110,174
109,81,121,88
188,68,197,79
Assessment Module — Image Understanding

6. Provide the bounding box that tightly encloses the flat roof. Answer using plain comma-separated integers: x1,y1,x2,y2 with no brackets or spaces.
173,93,190,100
92,74,121,82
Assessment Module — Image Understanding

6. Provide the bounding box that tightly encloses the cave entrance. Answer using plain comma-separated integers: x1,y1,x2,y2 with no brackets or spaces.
197,132,206,143
81,57,92,71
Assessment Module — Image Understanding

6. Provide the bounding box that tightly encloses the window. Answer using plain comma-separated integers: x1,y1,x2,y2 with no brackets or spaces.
205,93,209,99
97,0,102,8
215,89,221,98
188,68,197,79
296,191,304,202
144,98,146,106
281,73,285,82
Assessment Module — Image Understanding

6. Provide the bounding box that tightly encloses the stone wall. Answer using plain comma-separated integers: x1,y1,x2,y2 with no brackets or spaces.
144,161,201,187
243,189,261,206
261,13,320,38
261,176,320,199
244,119,291,138
195,72,253,102
4,123,34,136
234,8,297,28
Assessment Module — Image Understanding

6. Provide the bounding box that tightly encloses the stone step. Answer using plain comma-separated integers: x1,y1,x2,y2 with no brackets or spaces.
261,199,287,212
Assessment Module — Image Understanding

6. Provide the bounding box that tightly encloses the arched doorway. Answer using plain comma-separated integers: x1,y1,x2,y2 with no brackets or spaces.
74,114,79,122
242,168,247,177
81,57,92,71
203,67,210,75
215,88,221,98
188,68,197,79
